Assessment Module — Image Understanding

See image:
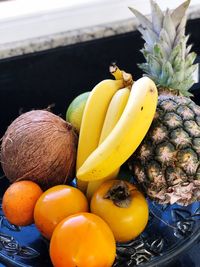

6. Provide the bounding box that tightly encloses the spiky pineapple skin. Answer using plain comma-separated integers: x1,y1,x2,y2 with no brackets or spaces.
128,0,200,206
129,94,200,206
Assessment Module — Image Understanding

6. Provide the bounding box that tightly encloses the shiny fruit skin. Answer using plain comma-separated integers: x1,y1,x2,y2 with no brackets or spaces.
34,185,88,239
90,180,149,242
66,92,90,133
2,180,43,226
50,212,116,267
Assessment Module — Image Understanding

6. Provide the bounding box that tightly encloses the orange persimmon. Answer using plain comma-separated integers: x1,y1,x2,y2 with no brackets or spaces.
34,185,88,239
90,179,149,242
50,212,116,267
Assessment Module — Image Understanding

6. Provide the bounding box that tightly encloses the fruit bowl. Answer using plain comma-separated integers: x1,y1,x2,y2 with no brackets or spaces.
115,199,200,267
1,174,200,267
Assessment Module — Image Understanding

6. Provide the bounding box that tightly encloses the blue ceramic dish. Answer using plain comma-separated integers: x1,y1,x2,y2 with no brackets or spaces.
1,175,200,267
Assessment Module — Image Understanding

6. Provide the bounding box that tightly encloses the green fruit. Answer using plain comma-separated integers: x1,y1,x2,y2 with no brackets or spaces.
66,92,90,133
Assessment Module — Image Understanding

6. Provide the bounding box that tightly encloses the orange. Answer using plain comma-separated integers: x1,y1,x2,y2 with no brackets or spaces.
50,212,116,267
34,185,89,239
2,180,43,226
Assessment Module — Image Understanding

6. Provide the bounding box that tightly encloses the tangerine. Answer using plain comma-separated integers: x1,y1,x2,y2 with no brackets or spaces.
2,180,43,226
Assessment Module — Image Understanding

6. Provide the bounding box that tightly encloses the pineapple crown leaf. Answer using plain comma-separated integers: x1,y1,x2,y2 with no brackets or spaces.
128,6,152,32
138,63,151,76
148,55,161,76
176,80,194,96
159,61,174,85
174,16,187,47
153,43,168,61
149,0,164,34
163,9,176,45
153,44,163,58
186,43,193,55
171,0,190,28
129,0,190,37
169,43,181,64
130,0,197,95
185,64,198,79
138,25,158,50
185,52,197,67
159,29,171,49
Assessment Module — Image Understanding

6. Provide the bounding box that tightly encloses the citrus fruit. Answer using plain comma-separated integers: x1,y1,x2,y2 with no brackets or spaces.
66,92,90,133
50,212,116,267
34,185,89,239
2,180,43,226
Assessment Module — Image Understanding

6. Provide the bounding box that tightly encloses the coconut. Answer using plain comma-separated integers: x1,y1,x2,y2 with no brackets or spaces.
1,110,77,189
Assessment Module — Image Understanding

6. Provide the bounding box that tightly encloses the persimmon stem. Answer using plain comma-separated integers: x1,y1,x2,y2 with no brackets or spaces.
103,180,132,208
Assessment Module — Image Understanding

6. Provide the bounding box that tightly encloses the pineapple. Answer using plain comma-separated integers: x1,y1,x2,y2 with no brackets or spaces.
128,0,200,206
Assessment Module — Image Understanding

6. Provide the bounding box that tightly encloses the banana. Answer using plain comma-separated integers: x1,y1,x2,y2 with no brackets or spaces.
76,78,125,192
77,77,158,181
98,88,131,144
86,87,130,199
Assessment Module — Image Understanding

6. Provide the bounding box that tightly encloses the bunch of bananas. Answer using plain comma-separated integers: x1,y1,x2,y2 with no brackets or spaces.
76,65,158,199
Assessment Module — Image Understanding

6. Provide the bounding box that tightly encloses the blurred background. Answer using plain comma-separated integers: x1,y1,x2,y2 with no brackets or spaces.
0,0,199,136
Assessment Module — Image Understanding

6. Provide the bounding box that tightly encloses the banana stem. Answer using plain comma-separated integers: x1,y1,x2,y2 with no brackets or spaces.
109,63,133,88
109,63,123,80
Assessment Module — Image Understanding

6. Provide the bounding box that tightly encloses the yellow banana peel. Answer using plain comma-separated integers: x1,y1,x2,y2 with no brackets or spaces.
76,79,124,192
86,87,130,199
77,77,158,181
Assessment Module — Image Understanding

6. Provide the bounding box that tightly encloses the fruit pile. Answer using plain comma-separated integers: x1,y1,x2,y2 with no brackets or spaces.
2,179,148,267
1,63,153,266
75,65,158,198
1,0,199,266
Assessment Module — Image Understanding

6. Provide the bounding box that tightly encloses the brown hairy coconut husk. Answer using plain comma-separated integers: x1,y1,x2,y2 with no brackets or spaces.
1,110,77,190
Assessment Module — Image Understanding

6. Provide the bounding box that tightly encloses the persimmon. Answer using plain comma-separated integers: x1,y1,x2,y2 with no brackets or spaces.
34,185,88,239
90,179,149,242
50,212,116,267
2,180,43,226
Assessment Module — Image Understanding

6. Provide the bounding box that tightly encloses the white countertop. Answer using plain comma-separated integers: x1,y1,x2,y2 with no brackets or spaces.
0,0,200,60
